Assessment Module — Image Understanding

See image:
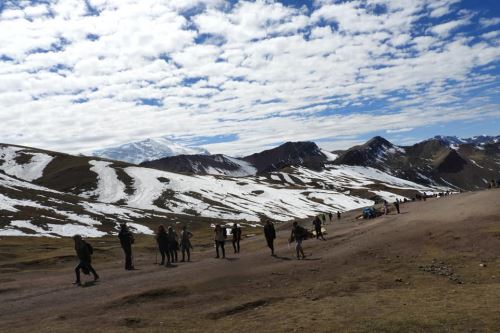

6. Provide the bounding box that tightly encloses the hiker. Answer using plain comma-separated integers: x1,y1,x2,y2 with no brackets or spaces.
156,225,170,266
394,200,400,214
289,222,307,260
328,212,333,221
312,216,325,240
383,200,389,215
118,223,134,270
73,234,99,285
337,211,341,220
168,226,179,263
231,222,242,253
263,219,276,256
180,225,193,262
214,224,227,259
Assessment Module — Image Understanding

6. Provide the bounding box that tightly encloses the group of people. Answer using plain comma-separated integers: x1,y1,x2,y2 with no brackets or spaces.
156,224,193,266
383,199,401,215
72,211,342,284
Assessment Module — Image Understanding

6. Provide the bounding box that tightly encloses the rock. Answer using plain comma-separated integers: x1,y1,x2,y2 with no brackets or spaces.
479,263,487,268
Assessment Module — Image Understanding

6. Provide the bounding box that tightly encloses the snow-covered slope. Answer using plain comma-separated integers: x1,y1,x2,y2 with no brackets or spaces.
141,154,257,177
0,172,154,237
79,161,444,222
1,143,451,237
92,137,209,164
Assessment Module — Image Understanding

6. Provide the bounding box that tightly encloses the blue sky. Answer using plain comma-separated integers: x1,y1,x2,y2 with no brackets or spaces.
0,0,499,155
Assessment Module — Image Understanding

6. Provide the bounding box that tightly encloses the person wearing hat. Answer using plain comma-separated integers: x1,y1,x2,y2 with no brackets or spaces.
73,234,99,285
118,223,135,270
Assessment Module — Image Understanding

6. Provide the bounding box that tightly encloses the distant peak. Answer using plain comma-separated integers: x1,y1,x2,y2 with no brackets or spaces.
366,136,392,147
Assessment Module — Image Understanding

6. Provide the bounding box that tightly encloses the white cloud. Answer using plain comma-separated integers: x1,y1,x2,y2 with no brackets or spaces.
479,17,500,28
430,18,470,37
386,127,413,134
0,0,499,156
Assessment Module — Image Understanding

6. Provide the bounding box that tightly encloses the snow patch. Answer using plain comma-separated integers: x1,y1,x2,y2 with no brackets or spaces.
83,160,127,203
370,190,408,203
0,146,53,181
321,150,338,161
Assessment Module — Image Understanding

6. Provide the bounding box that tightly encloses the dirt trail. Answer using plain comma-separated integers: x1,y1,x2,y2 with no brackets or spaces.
1,189,499,332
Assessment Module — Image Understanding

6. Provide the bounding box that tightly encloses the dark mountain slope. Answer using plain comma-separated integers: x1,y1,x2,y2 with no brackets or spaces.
242,141,327,173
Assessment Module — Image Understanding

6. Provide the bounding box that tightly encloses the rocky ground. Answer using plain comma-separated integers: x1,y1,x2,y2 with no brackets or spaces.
0,189,499,332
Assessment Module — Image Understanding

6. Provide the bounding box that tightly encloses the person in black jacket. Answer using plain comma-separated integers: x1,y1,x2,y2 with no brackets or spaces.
263,219,276,256
156,225,170,266
73,234,99,285
312,216,325,240
167,226,179,263
289,222,307,260
180,225,193,262
118,223,134,270
231,223,242,253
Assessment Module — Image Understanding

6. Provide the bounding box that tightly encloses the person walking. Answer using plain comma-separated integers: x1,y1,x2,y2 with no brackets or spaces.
312,216,325,240
180,225,193,262
337,211,341,220
328,212,333,222
73,234,99,285
118,223,134,270
394,200,400,214
289,222,307,260
231,223,242,253
383,200,389,215
156,225,170,266
263,219,276,256
214,224,226,259
167,226,179,263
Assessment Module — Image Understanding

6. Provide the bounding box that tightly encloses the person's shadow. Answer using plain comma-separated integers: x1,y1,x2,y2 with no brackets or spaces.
81,281,98,288
272,255,292,261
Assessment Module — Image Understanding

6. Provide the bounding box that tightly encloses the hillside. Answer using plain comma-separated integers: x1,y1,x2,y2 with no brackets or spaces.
0,143,446,236
0,190,499,332
140,141,337,176
141,154,257,177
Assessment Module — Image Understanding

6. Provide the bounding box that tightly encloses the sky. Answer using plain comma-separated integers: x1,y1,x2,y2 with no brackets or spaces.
0,0,499,156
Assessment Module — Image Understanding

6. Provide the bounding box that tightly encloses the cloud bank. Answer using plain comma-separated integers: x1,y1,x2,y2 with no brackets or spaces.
0,0,499,155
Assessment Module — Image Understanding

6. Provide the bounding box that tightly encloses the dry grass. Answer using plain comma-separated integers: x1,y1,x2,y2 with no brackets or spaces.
1,190,499,333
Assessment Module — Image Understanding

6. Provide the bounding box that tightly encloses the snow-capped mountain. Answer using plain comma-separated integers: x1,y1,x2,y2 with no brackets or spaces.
92,137,209,164
433,135,500,149
0,142,447,237
333,136,500,190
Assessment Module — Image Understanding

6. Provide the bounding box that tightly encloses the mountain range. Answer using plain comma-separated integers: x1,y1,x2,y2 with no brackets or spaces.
0,134,498,238
137,135,500,190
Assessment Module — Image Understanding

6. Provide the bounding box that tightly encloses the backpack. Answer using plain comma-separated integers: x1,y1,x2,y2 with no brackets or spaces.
86,242,94,255
296,226,308,240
